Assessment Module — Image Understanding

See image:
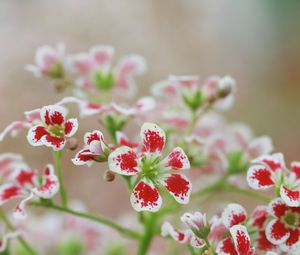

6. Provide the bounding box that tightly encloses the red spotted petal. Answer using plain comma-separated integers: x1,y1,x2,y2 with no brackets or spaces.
256,230,275,251
291,161,300,180
116,132,139,149
90,45,114,66
0,184,23,205
162,174,191,204
269,198,289,218
130,179,162,212
41,105,67,126
41,134,66,151
216,238,238,255
15,169,37,188
140,123,165,153
32,164,59,198
13,192,34,220
84,130,105,154
251,205,269,229
253,153,285,172
162,147,190,170
108,146,140,176
27,125,49,146
280,185,300,207
64,118,78,137
280,228,300,252
265,219,290,245
161,222,192,244
230,225,255,255
247,165,274,190
222,203,247,229
0,153,25,179
72,149,95,166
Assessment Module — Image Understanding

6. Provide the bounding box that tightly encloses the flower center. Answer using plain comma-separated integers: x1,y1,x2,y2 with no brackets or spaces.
48,124,65,138
140,155,161,180
282,210,299,228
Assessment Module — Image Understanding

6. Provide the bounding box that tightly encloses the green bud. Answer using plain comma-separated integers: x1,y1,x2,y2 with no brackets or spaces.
93,71,115,91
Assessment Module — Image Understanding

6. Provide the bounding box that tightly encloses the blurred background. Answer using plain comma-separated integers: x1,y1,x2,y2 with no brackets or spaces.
0,0,299,232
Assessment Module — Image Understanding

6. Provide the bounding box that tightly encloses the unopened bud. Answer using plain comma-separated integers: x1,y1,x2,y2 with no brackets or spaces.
104,170,115,182
66,138,78,151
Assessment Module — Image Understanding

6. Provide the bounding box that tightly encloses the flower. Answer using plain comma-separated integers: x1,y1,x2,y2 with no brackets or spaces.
221,203,247,229
72,130,109,166
265,198,300,252
0,162,59,219
67,45,146,97
108,122,191,212
27,105,78,151
216,225,255,255
247,153,300,207
26,44,65,78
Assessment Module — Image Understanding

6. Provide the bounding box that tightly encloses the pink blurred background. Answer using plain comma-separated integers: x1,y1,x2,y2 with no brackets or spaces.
0,0,300,217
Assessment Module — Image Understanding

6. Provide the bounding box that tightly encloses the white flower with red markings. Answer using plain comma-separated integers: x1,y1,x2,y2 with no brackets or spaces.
265,198,300,252
67,45,146,97
27,105,78,151
26,44,65,78
0,163,59,219
108,122,191,212
72,130,110,166
247,153,300,207
221,203,247,229
216,225,255,255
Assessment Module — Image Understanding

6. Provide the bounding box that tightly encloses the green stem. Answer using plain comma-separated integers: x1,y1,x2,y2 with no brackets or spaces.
187,245,197,255
222,184,270,202
0,209,38,255
53,150,68,208
137,213,157,255
186,110,197,135
30,201,140,240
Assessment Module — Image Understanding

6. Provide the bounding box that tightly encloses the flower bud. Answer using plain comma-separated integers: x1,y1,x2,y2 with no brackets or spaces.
66,138,78,151
104,170,115,182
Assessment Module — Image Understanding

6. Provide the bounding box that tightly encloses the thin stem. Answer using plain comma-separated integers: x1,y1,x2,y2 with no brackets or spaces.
30,201,140,240
0,209,38,255
187,245,197,255
222,184,271,202
137,212,157,255
186,110,197,135
53,150,68,208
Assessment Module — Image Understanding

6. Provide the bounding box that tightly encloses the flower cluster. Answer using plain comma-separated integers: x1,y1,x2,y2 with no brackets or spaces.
0,44,298,255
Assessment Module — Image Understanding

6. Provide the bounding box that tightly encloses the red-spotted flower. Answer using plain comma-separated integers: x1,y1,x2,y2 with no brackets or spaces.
27,105,78,151
265,198,300,252
108,123,191,212
72,130,109,166
247,153,300,207
0,163,59,219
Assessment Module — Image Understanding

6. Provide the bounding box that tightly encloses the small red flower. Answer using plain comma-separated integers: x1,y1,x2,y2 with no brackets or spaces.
265,198,300,252
108,123,191,212
27,105,78,151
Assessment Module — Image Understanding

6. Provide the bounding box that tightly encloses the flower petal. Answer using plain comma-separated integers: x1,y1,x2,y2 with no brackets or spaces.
64,118,78,137
222,203,247,229
247,165,274,190
0,184,24,205
161,222,192,244
90,45,114,68
41,134,66,151
280,228,300,252
27,125,49,146
268,198,289,218
216,238,238,255
230,225,255,255
0,231,20,252
162,147,190,170
14,169,37,188
66,53,93,75
13,192,34,220
108,146,140,176
140,122,165,153
253,153,285,172
84,130,105,154
116,131,139,149
32,164,59,199
0,121,29,142
280,185,300,207
251,205,269,229
291,161,300,180
130,179,162,212
72,149,94,166
265,219,290,245
161,174,192,204
134,97,156,113
40,105,67,126
248,136,273,158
